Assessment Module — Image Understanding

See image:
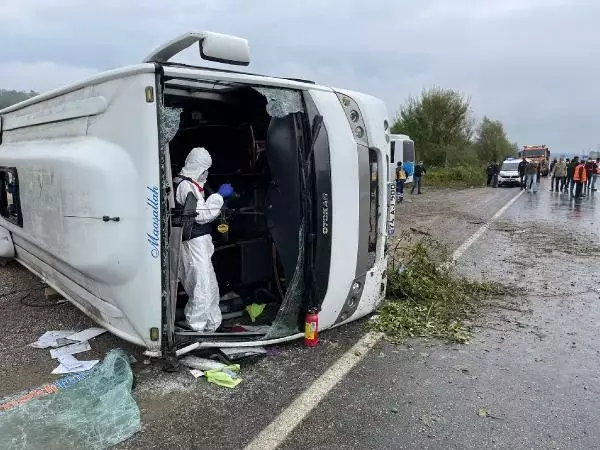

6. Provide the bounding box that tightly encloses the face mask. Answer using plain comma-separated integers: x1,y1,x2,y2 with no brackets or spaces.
197,171,208,184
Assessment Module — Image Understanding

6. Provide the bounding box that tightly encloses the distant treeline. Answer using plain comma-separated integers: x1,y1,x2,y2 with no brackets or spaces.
0,89,38,110
391,87,519,167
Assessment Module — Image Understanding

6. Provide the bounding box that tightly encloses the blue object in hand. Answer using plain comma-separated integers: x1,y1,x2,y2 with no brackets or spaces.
217,183,234,199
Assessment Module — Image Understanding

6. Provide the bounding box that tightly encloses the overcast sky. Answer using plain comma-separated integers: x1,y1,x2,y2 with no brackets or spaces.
1,0,598,153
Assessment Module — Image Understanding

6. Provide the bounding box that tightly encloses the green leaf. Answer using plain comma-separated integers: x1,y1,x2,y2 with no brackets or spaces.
477,407,489,417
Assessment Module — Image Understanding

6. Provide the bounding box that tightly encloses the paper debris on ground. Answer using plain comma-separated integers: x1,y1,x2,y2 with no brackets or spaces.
29,330,79,349
55,337,79,347
52,359,100,375
65,327,106,343
50,341,92,359
57,355,84,371
189,369,204,379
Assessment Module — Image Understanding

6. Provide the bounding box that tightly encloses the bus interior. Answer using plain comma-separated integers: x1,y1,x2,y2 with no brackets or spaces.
162,79,310,340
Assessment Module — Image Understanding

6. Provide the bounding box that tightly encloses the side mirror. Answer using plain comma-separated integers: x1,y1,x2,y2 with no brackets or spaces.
143,31,251,67
200,32,250,66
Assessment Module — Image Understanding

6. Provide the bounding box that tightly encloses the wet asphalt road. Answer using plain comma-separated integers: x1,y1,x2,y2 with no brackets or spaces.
281,181,600,449
1,180,598,449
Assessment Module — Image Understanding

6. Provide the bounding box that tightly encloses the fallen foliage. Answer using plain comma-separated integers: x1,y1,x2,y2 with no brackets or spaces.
370,239,510,343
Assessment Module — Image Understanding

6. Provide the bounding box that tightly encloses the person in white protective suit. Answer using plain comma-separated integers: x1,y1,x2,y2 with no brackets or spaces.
174,147,234,331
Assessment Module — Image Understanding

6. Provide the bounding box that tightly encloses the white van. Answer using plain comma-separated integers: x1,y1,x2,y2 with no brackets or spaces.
389,134,415,184
497,158,523,187
0,32,393,359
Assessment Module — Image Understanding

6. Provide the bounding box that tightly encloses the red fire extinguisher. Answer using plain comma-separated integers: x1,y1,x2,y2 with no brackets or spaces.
304,308,319,347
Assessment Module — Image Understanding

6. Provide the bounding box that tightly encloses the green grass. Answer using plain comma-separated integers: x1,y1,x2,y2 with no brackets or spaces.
370,239,510,344
422,165,487,188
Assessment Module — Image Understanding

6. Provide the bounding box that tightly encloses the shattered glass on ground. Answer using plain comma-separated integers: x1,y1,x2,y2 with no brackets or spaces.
0,349,140,450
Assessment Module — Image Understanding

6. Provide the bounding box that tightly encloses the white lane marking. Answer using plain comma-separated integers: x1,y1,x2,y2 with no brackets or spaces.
244,332,382,450
245,189,524,450
451,189,525,262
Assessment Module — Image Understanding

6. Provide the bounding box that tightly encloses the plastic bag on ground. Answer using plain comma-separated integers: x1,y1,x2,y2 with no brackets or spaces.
0,349,140,450
205,364,242,388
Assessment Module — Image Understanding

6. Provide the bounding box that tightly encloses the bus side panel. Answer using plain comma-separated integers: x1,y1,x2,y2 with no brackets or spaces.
352,93,390,319
0,72,163,350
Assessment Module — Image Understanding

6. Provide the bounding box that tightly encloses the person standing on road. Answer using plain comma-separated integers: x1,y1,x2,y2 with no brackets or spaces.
525,160,539,193
580,159,588,196
395,161,407,203
584,158,598,192
486,162,496,187
518,157,528,190
551,157,567,192
567,157,578,197
492,162,500,188
411,161,425,194
584,159,596,192
573,158,587,198
564,158,572,190
592,158,600,192
550,158,558,187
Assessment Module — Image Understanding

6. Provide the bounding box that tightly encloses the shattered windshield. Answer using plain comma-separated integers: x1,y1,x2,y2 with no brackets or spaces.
253,87,304,118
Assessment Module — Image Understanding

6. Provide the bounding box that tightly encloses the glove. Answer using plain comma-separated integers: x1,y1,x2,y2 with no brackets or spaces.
217,183,234,199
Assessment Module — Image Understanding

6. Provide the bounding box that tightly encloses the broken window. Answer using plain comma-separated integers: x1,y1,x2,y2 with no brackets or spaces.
368,150,379,256
0,167,22,227
159,105,183,150
254,87,304,118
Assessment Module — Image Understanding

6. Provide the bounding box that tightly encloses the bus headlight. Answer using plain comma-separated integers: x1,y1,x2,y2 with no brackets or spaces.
335,92,369,147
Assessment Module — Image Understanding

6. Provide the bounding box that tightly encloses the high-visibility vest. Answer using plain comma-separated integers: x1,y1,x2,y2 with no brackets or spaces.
574,164,588,182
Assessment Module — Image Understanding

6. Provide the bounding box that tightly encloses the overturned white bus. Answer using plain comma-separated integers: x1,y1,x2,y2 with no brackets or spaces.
0,32,393,360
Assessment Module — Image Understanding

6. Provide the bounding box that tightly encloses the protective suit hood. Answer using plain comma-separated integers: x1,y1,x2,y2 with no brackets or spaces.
180,147,212,183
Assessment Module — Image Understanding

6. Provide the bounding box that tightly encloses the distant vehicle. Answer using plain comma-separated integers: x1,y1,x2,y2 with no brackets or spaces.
497,158,522,187
389,134,415,183
519,145,550,176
